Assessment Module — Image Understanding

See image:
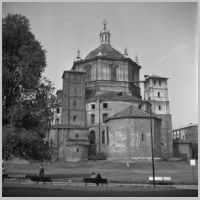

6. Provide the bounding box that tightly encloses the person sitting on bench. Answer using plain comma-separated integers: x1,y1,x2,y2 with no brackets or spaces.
90,172,96,178
97,174,102,179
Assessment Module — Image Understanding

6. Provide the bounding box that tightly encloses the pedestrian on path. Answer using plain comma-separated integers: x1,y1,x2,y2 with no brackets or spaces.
39,163,44,180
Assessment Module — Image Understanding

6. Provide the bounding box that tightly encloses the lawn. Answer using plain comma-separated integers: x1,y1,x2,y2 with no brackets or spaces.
3,160,198,184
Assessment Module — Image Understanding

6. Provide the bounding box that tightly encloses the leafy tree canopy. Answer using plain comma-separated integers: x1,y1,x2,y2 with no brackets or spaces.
3,13,46,125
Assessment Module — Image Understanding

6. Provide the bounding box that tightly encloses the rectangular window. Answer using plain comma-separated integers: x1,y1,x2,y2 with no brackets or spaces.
102,113,108,122
154,80,156,85
103,103,108,108
56,108,60,113
91,104,95,109
159,105,161,110
91,114,95,124
159,80,161,86
141,133,144,141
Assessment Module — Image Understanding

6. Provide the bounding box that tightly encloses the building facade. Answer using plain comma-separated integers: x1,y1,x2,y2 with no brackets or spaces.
49,21,173,161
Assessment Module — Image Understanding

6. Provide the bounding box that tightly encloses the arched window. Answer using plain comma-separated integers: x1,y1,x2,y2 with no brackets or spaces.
106,126,109,144
102,130,105,144
105,35,107,42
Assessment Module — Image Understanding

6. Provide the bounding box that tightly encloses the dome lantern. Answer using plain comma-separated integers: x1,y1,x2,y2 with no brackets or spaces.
135,54,139,64
76,49,81,61
124,47,128,58
99,19,111,45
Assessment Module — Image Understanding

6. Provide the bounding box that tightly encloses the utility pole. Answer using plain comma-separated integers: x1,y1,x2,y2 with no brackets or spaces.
149,101,156,187
133,76,156,187
99,98,101,152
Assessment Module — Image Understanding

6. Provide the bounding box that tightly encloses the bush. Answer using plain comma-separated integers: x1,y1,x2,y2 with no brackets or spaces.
2,125,50,161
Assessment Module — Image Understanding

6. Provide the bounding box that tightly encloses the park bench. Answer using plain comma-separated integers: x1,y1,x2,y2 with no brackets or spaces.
3,174,27,184
149,176,172,185
83,177,108,186
27,175,52,184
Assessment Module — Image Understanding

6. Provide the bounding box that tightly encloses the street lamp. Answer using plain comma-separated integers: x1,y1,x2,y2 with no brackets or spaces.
131,77,156,187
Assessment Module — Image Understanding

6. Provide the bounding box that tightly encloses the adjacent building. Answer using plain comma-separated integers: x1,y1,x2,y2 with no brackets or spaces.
172,124,198,161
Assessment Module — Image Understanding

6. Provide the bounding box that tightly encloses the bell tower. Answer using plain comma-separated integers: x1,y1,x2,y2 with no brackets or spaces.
144,75,173,159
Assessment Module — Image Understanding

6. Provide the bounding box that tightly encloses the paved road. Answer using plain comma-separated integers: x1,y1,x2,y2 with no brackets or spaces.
2,183,198,197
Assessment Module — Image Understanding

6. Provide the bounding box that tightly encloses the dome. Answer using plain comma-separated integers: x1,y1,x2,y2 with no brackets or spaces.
85,44,124,60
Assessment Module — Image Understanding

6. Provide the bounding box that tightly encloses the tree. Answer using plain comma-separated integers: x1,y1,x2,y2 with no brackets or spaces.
2,14,56,160
2,13,46,125
12,77,56,138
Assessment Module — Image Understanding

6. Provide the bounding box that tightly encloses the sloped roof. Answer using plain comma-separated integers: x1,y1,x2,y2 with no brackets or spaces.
112,105,150,118
145,75,168,80
106,104,160,122
89,91,142,102
85,44,124,60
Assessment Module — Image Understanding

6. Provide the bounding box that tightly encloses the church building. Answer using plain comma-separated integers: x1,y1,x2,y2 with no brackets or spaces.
48,21,173,161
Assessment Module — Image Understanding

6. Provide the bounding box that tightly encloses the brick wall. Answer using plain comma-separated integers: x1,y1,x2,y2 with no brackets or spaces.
173,143,192,162
49,127,89,161
61,71,86,126
106,117,161,160
156,114,173,158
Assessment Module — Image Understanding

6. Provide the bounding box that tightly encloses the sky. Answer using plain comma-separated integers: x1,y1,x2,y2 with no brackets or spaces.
2,2,198,129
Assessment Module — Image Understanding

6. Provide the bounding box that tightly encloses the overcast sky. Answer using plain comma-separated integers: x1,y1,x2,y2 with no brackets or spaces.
2,2,198,129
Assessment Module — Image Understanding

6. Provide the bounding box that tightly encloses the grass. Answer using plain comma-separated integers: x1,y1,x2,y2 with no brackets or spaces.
4,160,198,184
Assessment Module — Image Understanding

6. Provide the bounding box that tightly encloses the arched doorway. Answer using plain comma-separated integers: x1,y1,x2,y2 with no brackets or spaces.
88,130,96,159
89,130,95,145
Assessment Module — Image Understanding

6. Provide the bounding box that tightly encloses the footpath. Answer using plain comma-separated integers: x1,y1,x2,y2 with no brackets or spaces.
2,176,198,190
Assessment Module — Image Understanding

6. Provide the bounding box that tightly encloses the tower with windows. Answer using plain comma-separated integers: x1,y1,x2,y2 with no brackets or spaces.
61,71,86,126
144,75,173,158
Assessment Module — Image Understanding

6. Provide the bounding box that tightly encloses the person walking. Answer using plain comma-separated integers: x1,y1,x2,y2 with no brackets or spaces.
39,163,44,181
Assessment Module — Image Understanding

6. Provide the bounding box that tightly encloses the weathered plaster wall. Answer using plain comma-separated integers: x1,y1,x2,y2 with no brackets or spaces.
106,117,161,160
